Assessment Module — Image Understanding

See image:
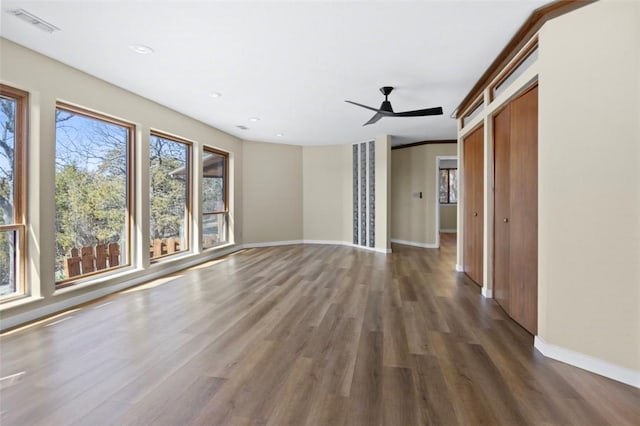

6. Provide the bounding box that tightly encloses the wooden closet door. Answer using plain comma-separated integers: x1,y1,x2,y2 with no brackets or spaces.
463,125,484,286
509,85,538,334
493,105,511,312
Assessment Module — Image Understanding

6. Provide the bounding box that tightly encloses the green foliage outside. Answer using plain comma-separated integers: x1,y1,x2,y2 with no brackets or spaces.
149,135,187,243
0,97,16,295
54,162,127,279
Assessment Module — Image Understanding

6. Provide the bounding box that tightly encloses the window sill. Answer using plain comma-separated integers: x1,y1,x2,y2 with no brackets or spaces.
202,241,235,252
150,250,193,265
53,266,138,297
0,294,45,312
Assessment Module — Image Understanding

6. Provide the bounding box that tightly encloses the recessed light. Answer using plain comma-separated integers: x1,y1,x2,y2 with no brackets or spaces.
236,125,249,130
129,44,154,55
209,92,222,98
248,117,260,122
276,133,284,137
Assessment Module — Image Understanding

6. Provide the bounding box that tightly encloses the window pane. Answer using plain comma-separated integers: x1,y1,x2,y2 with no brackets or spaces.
449,170,458,204
55,107,130,282
203,213,227,248
202,151,226,213
494,46,538,99
1,86,26,300
150,135,189,259
0,229,17,296
439,169,449,204
462,100,484,128
0,96,17,224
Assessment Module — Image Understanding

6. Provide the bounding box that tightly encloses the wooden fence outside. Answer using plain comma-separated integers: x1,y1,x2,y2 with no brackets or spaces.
65,238,183,278
65,242,120,278
150,237,182,259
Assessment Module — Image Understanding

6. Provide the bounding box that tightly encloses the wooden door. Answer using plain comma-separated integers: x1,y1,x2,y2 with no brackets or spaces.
509,85,538,334
493,104,511,312
463,125,484,286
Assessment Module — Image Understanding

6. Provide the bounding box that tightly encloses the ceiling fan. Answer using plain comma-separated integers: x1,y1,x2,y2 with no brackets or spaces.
345,86,443,126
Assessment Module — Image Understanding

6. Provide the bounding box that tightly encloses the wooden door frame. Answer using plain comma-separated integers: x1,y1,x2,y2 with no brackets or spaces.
434,155,458,249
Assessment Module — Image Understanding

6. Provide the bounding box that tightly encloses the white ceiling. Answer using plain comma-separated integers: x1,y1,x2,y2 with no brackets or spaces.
0,0,548,146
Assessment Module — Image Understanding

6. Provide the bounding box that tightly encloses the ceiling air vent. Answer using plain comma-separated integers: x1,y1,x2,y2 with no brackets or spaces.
7,9,60,33
236,125,249,130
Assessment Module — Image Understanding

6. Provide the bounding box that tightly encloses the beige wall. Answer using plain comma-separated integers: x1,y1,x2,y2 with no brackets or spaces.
302,138,391,251
440,205,457,231
242,141,303,243
302,144,353,242
0,39,244,329
391,144,457,246
538,0,640,371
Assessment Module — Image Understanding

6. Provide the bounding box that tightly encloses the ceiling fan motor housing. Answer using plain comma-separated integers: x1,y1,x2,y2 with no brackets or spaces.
380,100,394,113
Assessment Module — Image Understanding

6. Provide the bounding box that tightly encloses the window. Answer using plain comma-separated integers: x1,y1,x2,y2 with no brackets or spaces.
462,98,484,128
54,104,134,284
492,42,538,101
0,85,27,301
439,168,458,204
202,147,228,249
149,132,191,260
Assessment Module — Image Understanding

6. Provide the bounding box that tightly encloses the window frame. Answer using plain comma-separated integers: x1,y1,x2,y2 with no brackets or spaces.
54,102,135,287
202,146,228,249
0,84,28,302
149,130,192,262
461,96,484,128
439,167,458,205
490,38,539,102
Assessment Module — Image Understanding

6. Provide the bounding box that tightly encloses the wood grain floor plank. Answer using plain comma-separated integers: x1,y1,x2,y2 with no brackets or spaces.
1,237,638,425
345,331,383,426
382,366,419,426
411,354,459,426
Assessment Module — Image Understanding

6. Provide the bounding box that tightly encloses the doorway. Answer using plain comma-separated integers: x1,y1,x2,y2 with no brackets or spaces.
435,155,458,249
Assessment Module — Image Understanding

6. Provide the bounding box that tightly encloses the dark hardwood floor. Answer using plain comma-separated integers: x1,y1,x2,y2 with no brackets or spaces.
1,234,638,425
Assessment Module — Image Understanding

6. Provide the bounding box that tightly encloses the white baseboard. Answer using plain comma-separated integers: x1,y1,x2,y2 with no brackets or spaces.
243,240,303,248
390,238,438,249
455,264,464,272
439,229,457,233
242,239,391,254
303,240,391,254
481,287,493,298
534,336,640,389
302,239,347,246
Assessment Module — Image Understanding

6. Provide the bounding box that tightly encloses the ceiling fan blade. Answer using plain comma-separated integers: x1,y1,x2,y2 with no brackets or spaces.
393,106,444,117
363,112,385,126
345,100,380,113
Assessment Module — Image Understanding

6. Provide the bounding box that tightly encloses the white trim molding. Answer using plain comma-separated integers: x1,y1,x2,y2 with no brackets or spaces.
481,287,493,298
455,263,464,272
303,240,391,254
242,240,303,248
534,336,640,389
390,238,438,249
